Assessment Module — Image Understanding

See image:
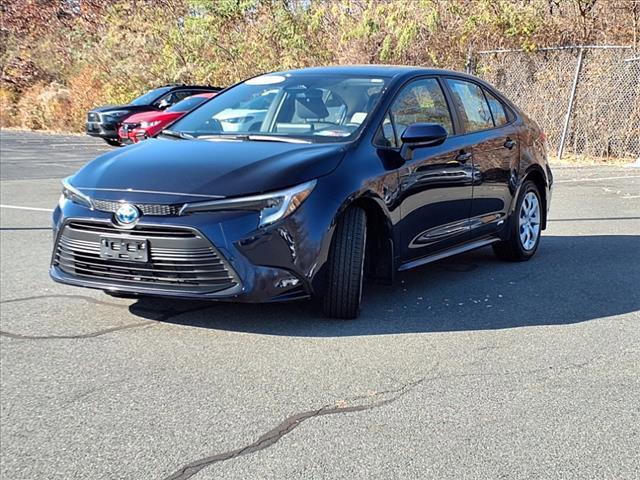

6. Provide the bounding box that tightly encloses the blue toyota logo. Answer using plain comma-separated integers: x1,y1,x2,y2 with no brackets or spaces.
115,203,140,226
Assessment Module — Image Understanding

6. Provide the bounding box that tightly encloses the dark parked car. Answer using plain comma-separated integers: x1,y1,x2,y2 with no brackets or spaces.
118,92,217,144
85,84,221,146
53,66,552,319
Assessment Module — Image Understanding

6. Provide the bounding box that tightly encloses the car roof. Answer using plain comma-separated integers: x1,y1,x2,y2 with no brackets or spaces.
162,84,222,91
271,65,479,80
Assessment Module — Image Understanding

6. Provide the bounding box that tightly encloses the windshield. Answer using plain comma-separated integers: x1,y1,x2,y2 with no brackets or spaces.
169,74,389,142
130,87,172,106
166,95,211,113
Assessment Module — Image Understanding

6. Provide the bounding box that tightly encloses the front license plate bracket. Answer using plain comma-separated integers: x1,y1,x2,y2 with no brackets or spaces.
100,236,149,262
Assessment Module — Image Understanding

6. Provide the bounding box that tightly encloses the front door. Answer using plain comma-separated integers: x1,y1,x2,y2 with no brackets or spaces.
378,77,474,263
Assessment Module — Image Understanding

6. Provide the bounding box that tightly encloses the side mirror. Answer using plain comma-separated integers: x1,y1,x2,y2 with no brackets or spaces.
157,99,170,110
400,123,448,148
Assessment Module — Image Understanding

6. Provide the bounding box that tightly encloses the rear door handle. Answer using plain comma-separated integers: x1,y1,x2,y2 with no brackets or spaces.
504,138,516,150
455,151,472,163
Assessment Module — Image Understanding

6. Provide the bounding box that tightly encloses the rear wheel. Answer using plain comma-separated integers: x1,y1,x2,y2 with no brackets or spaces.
493,180,542,261
322,207,367,319
104,139,121,147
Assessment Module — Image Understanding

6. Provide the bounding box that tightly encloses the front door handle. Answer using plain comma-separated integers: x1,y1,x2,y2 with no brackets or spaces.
455,151,472,163
504,138,516,150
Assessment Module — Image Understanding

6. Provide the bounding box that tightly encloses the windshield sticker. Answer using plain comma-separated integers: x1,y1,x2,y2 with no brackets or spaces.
245,75,287,85
315,130,351,137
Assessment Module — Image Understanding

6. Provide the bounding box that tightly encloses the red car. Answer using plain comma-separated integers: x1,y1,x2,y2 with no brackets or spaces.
118,92,217,143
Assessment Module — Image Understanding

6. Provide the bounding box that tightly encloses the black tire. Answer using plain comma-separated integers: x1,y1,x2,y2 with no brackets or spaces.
493,180,542,261
104,138,122,147
322,207,367,319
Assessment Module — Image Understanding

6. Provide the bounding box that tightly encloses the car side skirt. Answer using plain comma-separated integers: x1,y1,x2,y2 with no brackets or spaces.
398,237,500,272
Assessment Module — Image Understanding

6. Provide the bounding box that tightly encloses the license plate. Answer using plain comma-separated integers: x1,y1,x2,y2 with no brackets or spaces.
100,236,148,262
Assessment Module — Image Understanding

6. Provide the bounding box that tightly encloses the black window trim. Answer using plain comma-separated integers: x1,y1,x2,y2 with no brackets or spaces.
441,75,517,136
372,74,461,150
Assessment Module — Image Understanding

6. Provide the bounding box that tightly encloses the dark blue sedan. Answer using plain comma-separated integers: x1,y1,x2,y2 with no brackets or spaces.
51,66,552,318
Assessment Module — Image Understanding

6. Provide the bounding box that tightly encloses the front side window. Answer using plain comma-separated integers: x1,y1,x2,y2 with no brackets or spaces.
484,90,508,126
446,79,494,132
168,74,390,143
373,112,397,148
155,90,195,108
388,78,453,145
130,87,172,106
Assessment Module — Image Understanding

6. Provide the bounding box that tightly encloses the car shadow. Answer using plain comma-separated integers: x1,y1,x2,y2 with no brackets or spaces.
128,235,640,337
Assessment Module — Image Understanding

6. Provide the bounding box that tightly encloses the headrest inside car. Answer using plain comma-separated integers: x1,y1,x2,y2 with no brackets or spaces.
295,90,329,120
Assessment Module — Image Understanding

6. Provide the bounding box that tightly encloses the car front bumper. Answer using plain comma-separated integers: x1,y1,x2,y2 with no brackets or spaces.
118,126,150,144
86,122,119,139
50,192,338,303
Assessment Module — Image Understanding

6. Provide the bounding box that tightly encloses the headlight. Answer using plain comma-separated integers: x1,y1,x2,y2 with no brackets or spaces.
60,177,93,209
140,120,161,128
180,180,316,227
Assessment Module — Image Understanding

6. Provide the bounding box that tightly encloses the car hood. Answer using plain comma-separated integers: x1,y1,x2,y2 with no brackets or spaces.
122,110,183,124
70,138,349,202
91,104,156,115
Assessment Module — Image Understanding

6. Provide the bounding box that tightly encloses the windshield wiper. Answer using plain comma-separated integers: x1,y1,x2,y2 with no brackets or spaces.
158,130,193,140
197,134,311,144
247,135,311,144
197,134,249,141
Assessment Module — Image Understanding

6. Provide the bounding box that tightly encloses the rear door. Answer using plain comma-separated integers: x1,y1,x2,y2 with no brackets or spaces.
444,78,519,239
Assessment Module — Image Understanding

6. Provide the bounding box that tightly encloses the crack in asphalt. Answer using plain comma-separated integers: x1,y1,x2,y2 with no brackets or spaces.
162,358,600,480
162,379,425,480
0,321,155,340
0,294,131,308
0,293,215,340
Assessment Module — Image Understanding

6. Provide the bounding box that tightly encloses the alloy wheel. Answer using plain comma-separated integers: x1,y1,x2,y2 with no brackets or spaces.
519,191,541,251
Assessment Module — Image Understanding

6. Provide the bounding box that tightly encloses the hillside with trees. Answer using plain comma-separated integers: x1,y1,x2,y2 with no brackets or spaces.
1,0,638,132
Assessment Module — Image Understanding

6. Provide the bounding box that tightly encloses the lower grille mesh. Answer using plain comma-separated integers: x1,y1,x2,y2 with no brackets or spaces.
53,221,238,293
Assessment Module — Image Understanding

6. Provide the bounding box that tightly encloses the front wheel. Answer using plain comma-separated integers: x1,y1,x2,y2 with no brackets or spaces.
493,180,542,261
322,207,367,319
104,138,122,147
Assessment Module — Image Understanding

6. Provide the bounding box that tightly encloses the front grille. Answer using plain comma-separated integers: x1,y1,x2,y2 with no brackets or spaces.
121,122,141,130
87,112,100,122
53,221,238,293
92,199,182,216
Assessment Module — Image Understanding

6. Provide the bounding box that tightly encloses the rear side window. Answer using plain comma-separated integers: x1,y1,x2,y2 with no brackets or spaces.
446,79,494,133
484,90,508,126
387,78,453,146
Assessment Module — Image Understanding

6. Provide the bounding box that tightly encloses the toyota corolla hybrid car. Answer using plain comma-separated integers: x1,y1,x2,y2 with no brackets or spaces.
52,66,552,319
118,92,217,144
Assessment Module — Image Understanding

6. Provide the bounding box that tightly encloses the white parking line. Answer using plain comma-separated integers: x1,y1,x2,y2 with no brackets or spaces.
0,204,53,212
555,175,640,183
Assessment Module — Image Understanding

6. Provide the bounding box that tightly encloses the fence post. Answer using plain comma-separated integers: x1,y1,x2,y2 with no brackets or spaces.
465,46,474,74
557,48,585,160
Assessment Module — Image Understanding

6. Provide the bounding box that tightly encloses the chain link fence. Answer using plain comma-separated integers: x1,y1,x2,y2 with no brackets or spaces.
470,46,640,160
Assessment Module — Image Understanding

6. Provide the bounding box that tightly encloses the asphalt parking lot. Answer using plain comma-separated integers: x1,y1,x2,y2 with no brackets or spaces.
1,129,639,479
